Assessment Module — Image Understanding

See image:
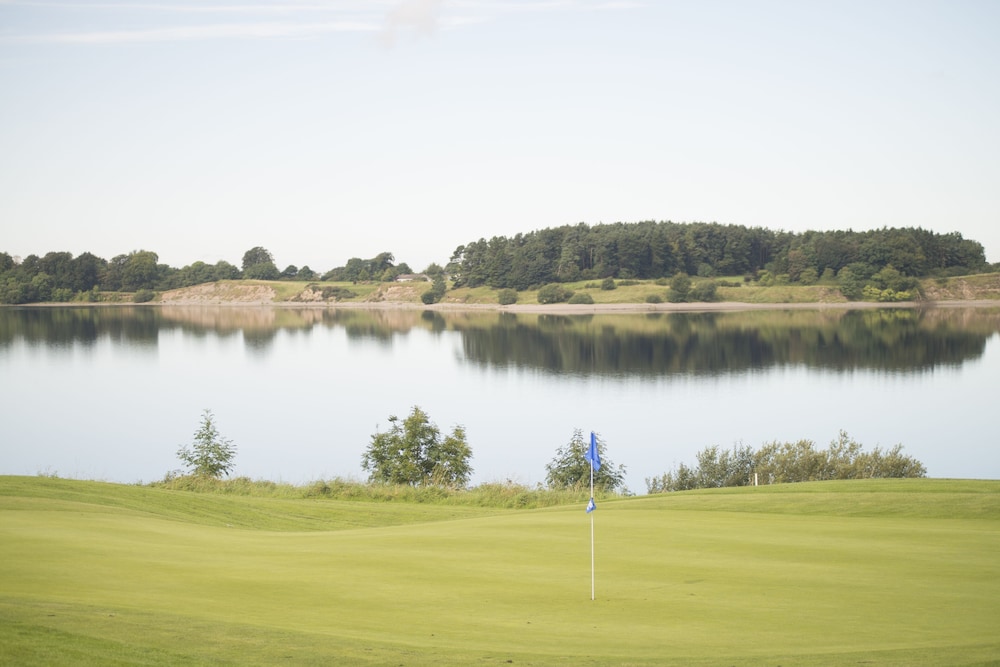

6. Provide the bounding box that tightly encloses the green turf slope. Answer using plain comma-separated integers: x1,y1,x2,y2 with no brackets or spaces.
2,476,998,666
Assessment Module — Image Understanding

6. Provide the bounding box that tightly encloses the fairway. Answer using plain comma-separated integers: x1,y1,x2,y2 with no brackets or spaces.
1,477,999,665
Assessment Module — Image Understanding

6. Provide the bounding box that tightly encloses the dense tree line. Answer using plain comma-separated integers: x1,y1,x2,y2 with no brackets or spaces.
0,246,409,304
3,223,992,304
447,222,989,291
0,249,241,304
645,432,926,493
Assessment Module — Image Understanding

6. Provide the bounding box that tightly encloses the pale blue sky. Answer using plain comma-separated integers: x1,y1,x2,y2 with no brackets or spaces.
2,0,998,272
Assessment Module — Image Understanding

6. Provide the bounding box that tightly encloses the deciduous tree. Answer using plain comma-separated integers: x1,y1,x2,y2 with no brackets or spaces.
361,406,472,487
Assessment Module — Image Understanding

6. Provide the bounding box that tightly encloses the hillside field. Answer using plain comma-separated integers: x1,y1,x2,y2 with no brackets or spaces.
1,477,998,665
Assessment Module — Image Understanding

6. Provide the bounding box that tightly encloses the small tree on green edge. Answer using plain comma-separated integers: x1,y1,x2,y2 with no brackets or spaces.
177,409,237,478
362,406,473,487
545,429,627,492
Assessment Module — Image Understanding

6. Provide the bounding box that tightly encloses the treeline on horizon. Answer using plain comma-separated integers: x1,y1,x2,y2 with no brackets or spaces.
0,246,422,305
447,221,991,290
1,222,994,305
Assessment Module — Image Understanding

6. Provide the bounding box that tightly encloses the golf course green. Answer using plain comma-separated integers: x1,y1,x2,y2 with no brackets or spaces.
2,476,998,665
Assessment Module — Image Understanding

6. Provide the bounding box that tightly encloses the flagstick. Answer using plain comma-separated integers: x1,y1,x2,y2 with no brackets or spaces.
590,455,595,601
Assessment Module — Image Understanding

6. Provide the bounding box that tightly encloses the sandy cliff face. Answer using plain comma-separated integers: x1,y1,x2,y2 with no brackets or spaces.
160,283,278,305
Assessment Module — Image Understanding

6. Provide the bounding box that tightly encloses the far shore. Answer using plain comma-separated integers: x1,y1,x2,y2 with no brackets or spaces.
445,298,1000,314
15,298,998,313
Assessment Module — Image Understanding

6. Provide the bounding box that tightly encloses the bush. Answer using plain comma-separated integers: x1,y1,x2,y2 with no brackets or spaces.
862,286,914,302
321,286,356,301
133,289,155,303
567,292,594,304
646,432,925,493
838,266,865,300
361,406,472,487
667,273,691,302
689,280,718,302
537,283,574,304
421,275,448,304
497,288,518,305
799,267,819,285
600,277,616,290
645,293,663,304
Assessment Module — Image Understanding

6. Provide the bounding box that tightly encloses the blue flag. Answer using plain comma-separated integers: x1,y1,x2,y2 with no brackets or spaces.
585,431,602,471
586,497,596,513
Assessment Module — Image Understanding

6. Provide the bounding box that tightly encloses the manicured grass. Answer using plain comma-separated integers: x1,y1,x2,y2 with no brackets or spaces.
2,477,999,665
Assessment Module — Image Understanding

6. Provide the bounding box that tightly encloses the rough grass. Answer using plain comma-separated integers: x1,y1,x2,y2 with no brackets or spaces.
148,475,602,511
2,477,999,665
160,272,1000,307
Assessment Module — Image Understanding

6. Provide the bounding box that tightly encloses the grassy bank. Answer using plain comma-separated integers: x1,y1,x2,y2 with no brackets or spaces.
2,476,999,665
148,271,1000,307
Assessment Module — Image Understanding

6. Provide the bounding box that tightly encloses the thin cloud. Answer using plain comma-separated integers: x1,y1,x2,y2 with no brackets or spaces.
1,0,645,45
8,21,379,44
381,0,442,47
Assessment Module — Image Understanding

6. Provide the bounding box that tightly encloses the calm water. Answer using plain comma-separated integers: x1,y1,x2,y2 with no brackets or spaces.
2,305,998,493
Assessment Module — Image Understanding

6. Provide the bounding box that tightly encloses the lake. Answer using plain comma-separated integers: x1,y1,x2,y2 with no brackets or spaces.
2,304,998,493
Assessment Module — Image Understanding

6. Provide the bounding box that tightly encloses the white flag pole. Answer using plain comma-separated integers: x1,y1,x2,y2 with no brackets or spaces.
590,458,595,601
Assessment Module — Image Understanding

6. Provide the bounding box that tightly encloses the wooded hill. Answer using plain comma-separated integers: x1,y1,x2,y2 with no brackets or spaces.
1,222,993,304
446,222,990,290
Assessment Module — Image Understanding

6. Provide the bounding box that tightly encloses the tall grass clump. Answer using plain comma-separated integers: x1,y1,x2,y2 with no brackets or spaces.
148,476,621,509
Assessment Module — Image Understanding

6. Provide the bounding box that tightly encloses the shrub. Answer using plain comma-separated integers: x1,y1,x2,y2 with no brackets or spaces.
361,406,472,487
667,273,691,302
645,293,663,304
497,288,518,305
600,277,616,290
798,267,819,285
133,289,155,303
537,283,573,304
567,292,594,304
838,266,865,300
863,286,914,302
321,286,356,301
689,280,718,302
646,432,926,493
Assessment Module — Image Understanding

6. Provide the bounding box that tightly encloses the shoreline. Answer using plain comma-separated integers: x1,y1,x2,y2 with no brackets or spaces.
10,298,999,313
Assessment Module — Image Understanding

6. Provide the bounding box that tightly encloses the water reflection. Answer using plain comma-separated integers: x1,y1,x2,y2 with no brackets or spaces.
456,309,1000,375
1,305,999,376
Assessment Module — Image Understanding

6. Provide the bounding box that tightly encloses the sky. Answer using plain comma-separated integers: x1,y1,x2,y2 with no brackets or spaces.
2,0,998,273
